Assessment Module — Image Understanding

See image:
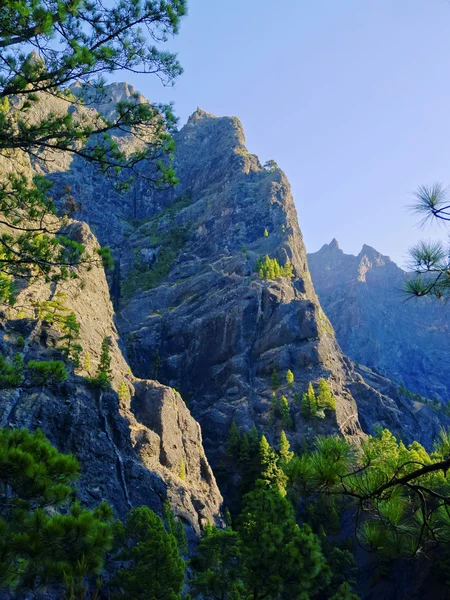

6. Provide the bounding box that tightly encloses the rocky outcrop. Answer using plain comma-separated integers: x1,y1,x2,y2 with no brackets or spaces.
308,240,450,400
0,220,222,537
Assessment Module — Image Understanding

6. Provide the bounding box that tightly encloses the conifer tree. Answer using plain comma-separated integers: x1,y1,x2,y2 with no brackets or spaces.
286,369,294,387
271,392,280,421
112,506,185,600
301,382,317,419
59,311,82,366
190,525,244,600
317,378,337,411
280,395,292,429
90,337,113,388
259,435,287,496
118,380,130,402
329,582,361,600
0,428,113,594
264,228,269,237
293,391,300,404
271,368,280,390
279,431,294,465
237,484,329,599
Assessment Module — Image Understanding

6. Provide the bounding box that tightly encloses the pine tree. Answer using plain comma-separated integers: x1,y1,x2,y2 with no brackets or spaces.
317,378,337,411
271,392,280,421
329,582,361,600
0,428,113,594
271,369,280,390
280,395,292,429
264,228,269,237
191,525,244,600
60,311,82,366
286,369,294,387
279,431,294,464
237,484,329,600
259,435,287,496
301,382,317,419
112,506,185,600
294,391,300,404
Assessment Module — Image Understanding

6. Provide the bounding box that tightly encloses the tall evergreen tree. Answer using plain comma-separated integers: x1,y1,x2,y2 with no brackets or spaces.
279,431,294,465
237,484,329,600
271,369,280,390
190,525,244,600
286,369,294,387
259,435,287,497
279,395,292,429
301,382,317,419
112,506,185,600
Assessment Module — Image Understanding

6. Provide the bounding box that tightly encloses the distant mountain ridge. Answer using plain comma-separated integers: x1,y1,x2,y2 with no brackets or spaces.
308,240,450,400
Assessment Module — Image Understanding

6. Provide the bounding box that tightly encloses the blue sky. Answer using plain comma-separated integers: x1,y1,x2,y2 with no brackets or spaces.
125,0,450,266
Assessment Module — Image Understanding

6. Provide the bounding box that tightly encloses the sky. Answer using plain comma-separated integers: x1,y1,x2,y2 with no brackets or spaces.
124,0,450,267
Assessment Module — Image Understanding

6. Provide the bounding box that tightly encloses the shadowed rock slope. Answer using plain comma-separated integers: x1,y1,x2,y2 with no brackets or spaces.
308,240,450,401
0,217,223,537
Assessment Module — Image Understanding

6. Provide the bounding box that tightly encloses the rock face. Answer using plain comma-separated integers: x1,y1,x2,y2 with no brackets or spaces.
34,85,447,459
3,82,448,533
0,220,223,537
308,240,450,400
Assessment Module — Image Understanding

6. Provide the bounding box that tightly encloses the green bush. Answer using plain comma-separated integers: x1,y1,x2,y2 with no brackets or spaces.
28,360,68,386
0,353,24,388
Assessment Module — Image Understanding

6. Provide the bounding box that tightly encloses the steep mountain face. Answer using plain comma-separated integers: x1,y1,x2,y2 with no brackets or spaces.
0,197,222,538
32,83,449,461
308,240,450,400
3,82,449,542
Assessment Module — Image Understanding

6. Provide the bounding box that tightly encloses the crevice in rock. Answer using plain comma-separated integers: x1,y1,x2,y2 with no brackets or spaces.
98,390,132,508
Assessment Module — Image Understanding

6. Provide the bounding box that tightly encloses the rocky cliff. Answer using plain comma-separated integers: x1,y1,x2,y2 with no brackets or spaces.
2,81,448,539
34,83,449,459
308,240,450,401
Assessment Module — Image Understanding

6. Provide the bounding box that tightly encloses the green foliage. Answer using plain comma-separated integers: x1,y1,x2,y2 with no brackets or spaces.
226,424,262,497
237,484,329,599
279,431,294,465
191,525,244,600
27,359,68,386
329,582,361,600
0,352,24,388
317,378,337,411
0,427,113,594
112,506,185,600
179,457,186,480
88,337,112,389
16,335,25,350
0,0,187,303
163,500,187,558
36,293,83,365
270,368,280,390
287,428,450,557
286,368,294,387
118,380,130,402
255,255,294,280
263,160,279,173
293,391,300,404
264,228,269,237
301,382,318,419
279,395,292,429
259,435,287,496
83,351,91,374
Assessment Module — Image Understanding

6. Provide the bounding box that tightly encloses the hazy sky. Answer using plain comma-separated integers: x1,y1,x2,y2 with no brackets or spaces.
125,0,450,267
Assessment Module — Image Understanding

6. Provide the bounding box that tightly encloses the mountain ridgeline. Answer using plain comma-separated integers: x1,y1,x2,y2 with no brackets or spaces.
308,239,450,401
